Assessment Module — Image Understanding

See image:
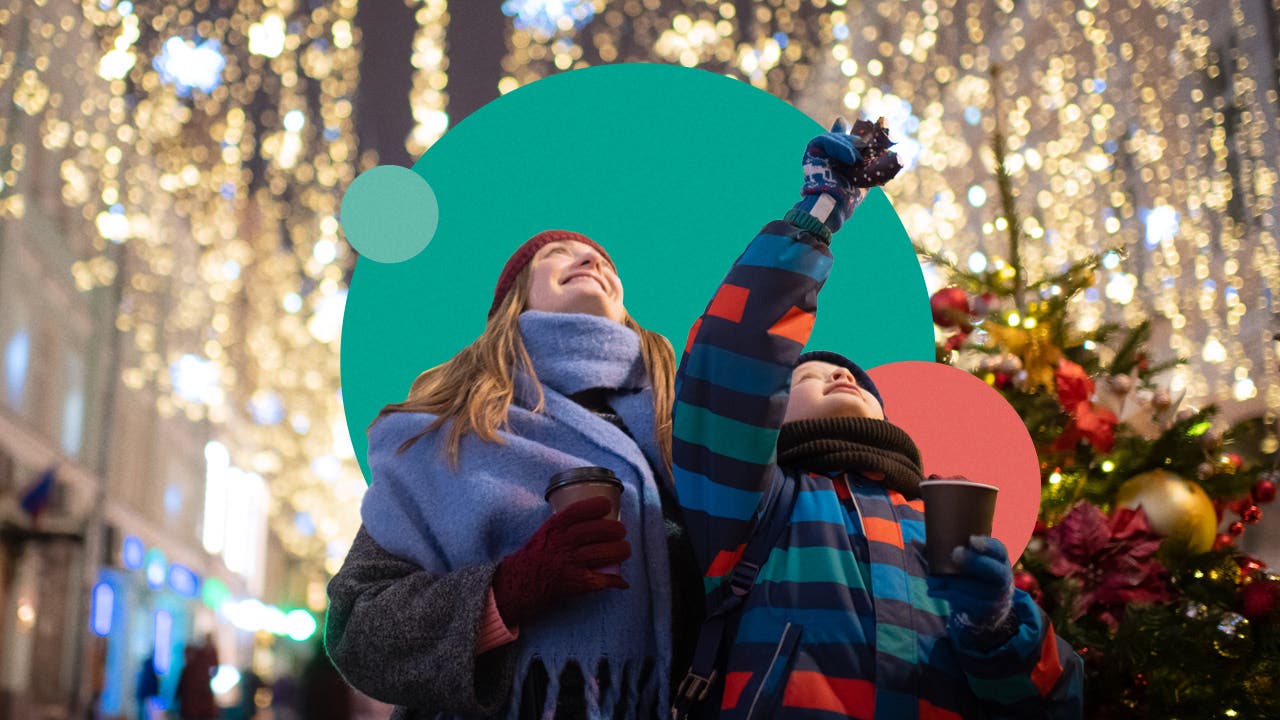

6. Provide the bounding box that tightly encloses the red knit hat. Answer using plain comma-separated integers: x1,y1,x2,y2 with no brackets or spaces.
488,230,615,317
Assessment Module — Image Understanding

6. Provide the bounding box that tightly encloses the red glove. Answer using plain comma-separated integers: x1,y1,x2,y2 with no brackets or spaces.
492,496,631,627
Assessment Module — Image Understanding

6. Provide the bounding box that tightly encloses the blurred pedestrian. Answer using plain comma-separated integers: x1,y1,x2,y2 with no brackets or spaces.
234,667,263,720
134,653,159,720
300,640,353,720
175,644,219,720
269,673,300,720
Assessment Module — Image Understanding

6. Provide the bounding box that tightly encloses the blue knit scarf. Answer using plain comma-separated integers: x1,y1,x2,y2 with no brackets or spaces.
360,311,673,719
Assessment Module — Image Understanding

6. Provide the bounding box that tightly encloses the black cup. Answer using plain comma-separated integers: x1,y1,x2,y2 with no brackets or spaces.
919,478,999,575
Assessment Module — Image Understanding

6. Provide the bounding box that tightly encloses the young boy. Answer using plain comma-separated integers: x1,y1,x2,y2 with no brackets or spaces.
672,119,1083,719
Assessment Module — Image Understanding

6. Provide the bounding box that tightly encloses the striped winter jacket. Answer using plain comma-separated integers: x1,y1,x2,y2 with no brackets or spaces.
672,216,1084,720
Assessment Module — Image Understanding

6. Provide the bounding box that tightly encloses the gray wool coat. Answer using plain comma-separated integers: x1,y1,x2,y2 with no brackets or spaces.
325,526,520,718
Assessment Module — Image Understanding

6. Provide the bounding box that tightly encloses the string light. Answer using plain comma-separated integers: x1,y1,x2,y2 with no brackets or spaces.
406,0,449,158
0,0,366,573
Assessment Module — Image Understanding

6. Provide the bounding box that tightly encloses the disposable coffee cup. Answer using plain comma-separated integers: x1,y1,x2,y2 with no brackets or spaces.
546,467,625,575
919,478,999,575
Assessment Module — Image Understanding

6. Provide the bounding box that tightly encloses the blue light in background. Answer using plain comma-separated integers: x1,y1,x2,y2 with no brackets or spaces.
500,0,595,35
294,512,316,537
154,611,173,674
164,485,183,515
168,564,200,598
122,535,145,570
153,37,226,97
90,583,114,636
5,330,29,409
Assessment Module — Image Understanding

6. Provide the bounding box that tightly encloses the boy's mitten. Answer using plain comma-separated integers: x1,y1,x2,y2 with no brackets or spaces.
492,496,631,627
792,117,903,236
927,535,1017,645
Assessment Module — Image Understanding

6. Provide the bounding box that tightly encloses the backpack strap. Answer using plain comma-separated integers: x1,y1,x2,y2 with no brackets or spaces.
673,471,800,719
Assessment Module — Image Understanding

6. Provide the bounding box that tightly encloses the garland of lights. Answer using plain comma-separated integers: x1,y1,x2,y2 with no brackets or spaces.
0,0,367,575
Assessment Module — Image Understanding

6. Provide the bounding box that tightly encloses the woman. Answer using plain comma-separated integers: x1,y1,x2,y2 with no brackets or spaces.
325,230,701,719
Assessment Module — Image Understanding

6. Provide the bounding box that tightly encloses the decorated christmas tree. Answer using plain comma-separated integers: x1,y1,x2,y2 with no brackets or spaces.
919,112,1280,718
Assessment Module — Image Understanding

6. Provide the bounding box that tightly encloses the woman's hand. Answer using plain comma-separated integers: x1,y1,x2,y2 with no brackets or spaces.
492,496,631,627
796,117,904,235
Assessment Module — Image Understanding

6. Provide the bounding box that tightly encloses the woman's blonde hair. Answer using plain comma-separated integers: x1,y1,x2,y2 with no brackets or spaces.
372,265,675,472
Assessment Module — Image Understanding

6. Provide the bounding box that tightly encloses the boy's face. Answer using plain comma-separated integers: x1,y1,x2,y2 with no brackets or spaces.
783,360,885,423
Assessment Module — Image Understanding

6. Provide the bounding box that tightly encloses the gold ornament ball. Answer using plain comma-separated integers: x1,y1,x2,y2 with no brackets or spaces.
1115,469,1217,554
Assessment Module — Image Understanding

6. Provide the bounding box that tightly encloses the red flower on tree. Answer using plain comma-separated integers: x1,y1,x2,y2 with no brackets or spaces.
1045,501,1173,628
1051,359,1118,453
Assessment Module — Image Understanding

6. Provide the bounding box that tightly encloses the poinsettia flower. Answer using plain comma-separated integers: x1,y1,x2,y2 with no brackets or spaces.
1051,360,1119,453
1055,359,1094,409
1045,502,1173,628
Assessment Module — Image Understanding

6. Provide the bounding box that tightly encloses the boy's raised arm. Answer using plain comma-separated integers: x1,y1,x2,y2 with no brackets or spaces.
672,119,902,587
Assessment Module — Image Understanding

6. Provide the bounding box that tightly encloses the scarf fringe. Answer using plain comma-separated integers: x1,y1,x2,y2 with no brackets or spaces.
507,655,667,720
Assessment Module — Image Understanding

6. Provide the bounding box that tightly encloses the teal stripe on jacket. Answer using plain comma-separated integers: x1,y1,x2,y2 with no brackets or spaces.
737,231,835,280
680,342,792,397
673,401,779,467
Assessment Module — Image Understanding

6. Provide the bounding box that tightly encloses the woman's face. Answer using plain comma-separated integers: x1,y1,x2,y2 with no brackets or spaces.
525,239,626,322
783,360,885,423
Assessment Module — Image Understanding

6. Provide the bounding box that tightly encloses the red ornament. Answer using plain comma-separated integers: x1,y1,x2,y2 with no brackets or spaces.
972,292,1000,317
1014,570,1042,602
1225,453,1243,470
1242,504,1263,524
1226,497,1253,516
930,287,971,328
1213,533,1235,550
1228,521,1245,537
942,329,970,353
1252,479,1277,504
1236,555,1266,575
1240,578,1280,620
1134,672,1147,688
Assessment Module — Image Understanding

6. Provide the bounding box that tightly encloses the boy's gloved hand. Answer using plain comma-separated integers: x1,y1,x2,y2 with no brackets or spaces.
793,117,903,236
927,535,1016,641
492,496,630,627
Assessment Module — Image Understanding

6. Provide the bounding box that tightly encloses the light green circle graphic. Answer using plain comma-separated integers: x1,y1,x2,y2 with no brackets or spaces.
342,64,934,482
339,165,439,263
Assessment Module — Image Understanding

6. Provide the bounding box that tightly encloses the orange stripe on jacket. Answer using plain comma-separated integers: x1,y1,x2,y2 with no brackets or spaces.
707,284,750,323
767,305,816,345
863,516,905,549
721,671,752,709
1031,622,1065,695
706,544,747,578
684,318,702,354
888,489,925,512
781,671,875,718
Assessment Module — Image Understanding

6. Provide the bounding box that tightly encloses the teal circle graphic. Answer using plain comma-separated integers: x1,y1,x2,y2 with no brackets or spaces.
342,64,934,482
339,165,439,263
